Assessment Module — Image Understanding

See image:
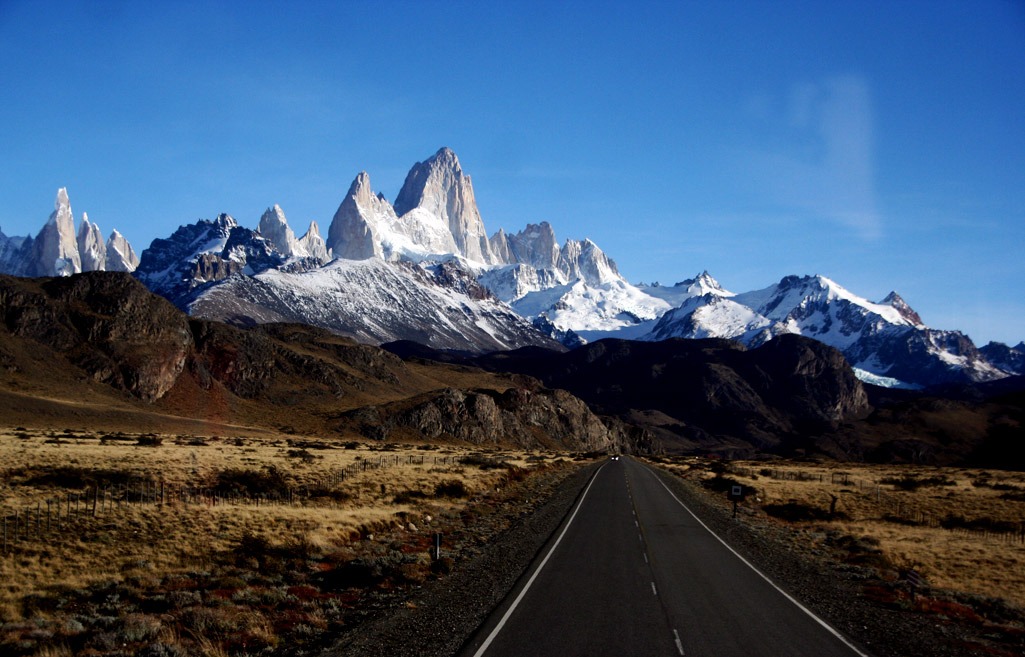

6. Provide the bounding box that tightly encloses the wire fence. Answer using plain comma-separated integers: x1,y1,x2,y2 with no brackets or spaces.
2,453,463,554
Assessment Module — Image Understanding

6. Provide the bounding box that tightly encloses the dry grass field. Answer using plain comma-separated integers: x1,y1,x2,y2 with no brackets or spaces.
0,427,582,656
656,458,1025,611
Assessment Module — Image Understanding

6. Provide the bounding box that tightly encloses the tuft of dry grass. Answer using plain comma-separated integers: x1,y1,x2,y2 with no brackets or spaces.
0,425,587,657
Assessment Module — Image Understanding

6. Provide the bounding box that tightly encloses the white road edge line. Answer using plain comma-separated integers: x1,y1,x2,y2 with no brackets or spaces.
646,467,871,657
470,463,607,657
673,629,685,655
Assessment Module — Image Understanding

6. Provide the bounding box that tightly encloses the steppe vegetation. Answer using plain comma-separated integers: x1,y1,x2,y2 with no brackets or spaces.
0,428,583,656
653,457,1025,636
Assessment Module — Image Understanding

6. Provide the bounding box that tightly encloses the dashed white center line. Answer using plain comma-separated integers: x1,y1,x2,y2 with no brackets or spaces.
651,582,658,596
673,629,685,655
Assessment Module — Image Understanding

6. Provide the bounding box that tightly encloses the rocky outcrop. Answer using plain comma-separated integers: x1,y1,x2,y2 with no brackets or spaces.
504,222,561,270
135,214,285,308
459,335,871,453
979,341,1024,375
0,272,192,401
339,384,615,451
297,221,330,263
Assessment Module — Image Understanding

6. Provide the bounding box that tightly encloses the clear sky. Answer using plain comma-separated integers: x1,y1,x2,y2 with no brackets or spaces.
1,0,1023,345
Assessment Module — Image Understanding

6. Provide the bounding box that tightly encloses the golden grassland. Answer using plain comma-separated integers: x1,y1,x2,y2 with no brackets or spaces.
659,458,1025,610
0,427,565,622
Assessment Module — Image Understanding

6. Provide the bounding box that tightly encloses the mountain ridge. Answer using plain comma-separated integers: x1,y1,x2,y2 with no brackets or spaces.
2,150,1021,386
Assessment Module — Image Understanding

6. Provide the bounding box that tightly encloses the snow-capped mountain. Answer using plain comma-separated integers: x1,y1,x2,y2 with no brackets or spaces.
642,274,1012,388
130,181,559,352
5,150,1021,387
134,213,287,306
0,188,139,277
188,258,558,352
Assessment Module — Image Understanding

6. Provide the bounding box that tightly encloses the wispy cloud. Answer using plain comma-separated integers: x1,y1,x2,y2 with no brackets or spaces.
743,75,882,240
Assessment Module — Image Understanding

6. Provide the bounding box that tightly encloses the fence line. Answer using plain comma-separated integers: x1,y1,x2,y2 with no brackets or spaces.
2,453,463,553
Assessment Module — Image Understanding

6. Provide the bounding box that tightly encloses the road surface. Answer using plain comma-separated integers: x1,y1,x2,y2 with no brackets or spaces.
458,457,869,657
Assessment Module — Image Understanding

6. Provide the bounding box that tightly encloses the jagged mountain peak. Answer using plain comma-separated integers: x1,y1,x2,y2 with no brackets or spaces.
50,187,72,223
0,188,139,277
682,271,730,295
393,147,494,264
880,290,924,327
328,171,394,260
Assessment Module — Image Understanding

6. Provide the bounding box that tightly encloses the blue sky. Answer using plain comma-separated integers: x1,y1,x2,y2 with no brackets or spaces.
1,0,1023,345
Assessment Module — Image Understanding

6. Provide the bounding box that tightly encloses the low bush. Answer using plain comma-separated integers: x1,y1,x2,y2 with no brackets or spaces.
214,466,290,497
435,480,468,498
940,514,1021,534
762,502,833,522
459,454,506,470
881,475,956,491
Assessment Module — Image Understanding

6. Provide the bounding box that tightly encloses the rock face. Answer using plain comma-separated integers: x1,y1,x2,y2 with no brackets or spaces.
0,271,609,452
0,272,192,401
135,214,285,308
327,172,394,260
339,384,615,451
28,188,81,276
297,221,330,263
979,341,1025,375
458,334,871,454
77,213,106,272
259,205,331,264
393,147,496,264
105,230,140,272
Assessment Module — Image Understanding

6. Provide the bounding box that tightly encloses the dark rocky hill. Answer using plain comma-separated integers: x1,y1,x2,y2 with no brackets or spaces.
0,272,617,450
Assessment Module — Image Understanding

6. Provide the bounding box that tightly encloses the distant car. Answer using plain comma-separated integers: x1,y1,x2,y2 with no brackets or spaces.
611,455,620,460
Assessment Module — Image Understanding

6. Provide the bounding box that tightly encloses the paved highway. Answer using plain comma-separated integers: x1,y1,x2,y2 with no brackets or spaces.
458,457,869,657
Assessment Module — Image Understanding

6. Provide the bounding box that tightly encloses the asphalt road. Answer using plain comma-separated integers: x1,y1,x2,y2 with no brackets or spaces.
458,457,870,657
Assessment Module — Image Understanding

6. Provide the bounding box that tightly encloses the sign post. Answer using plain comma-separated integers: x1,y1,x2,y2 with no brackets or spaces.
727,485,745,518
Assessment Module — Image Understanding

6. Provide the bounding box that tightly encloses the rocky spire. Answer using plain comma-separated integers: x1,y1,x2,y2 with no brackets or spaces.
298,220,330,263
489,228,513,264
507,221,561,270
393,147,495,264
558,238,620,285
77,212,107,272
29,188,81,276
105,229,140,272
259,204,300,256
328,171,394,260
